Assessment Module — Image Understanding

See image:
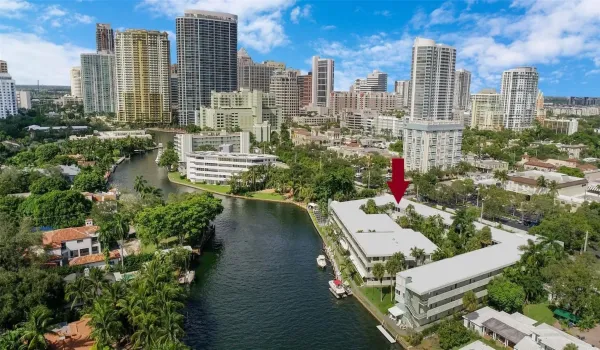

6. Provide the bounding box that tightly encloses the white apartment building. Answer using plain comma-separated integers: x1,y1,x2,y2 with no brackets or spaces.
329,197,438,286
351,70,388,92
539,118,579,135
548,106,599,117
253,122,272,143
454,69,471,111
69,129,152,141
70,67,82,97
394,80,411,108
42,219,102,266
0,72,17,118
501,67,539,131
311,56,334,108
404,38,461,173
176,10,238,125
340,109,378,131
81,52,117,114
186,152,278,185
115,30,171,124
470,89,504,130
55,95,83,106
174,131,250,163
503,170,587,197
195,89,283,133
270,69,300,118
357,92,399,112
403,120,463,172
371,115,405,138
16,90,32,109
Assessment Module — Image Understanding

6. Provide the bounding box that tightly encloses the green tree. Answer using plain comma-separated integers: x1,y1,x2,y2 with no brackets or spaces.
158,148,179,171
0,329,24,350
34,143,60,163
20,190,92,228
372,262,386,302
437,320,472,350
462,290,478,312
557,166,585,178
564,344,579,350
385,252,405,300
487,276,525,313
410,246,426,266
388,140,403,154
29,174,70,195
19,306,56,350
87,298,123,349
73,171,108,193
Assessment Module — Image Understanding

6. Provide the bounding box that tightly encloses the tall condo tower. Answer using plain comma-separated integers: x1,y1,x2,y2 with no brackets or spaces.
176,10,238,125
351,70,388,92
404,38,463,173
114,29,172,124
0,60,7,73
237,48,285,93
0,61,17,119
81,52,117,114
394,80,410,108
453,69,471,111
311,56,334,108
96,23,115,53
70,67,82,97
500,67,539,131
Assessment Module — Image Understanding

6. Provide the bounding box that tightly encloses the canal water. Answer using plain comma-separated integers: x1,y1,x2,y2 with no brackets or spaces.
109,131,396,350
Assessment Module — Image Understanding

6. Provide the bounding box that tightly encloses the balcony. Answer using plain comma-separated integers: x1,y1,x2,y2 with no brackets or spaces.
427,276,495,305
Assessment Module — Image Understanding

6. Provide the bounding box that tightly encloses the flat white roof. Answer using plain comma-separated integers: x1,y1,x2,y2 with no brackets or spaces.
460,340,496,350
330,197,437,258
535,323,598,350
388,305,405,318
333,194,537,295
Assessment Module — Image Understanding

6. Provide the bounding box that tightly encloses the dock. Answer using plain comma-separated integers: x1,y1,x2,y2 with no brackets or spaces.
376,325,396,344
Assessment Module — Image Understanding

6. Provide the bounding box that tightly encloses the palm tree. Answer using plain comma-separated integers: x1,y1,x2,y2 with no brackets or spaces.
20,306,56,350
0,329,24,350
385,252,405,301
493,170,509,187
66,276,93,310
372,263,386,302
87,299,123,349
536,175,548,194
130,312,159,349
462,290,478,312
156,304,184,345
548,180,559,204
88,268,108,298
410,246,426,266
110,213,130,267
134,176,148,194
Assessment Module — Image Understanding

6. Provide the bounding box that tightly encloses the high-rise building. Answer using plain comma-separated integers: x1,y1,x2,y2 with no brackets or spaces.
176,10,238,126
171,64,178,111
536,90,545,121
237,48,285,93
500,67,539,131
16,90,32,109
453,69,471,111
81,52,117,114
394,80,410,108
114,30,171,124
195,89,282,133
96,23,115,53
351,70,388,92
70,67,82,97
311,56,334,108
404,38,463,173
357,92,399,112
298,73,312,108
270,69,300,118
0,64,17,118
470,89,503,130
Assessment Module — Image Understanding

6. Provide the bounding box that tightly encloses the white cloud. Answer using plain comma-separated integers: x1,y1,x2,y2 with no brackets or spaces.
586,69,600,76
0,32,92,85
321,25,336,30
163,30,176,41
428,2,454,26
45,4,67,18
138,0,295,53
39,5,95,27
374,10,391,17
73,13,94,24
290,4,310,24
0,0,32,18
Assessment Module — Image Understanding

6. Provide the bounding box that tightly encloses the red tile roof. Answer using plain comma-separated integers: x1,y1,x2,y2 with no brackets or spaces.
43,226,99,249
69,250,120,266
524,159,556,169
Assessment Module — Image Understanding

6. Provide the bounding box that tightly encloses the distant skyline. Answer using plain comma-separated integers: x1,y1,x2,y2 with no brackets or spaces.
0,0,599,96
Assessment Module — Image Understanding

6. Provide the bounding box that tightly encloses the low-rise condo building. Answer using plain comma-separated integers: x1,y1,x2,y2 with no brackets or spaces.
186,152,278,185
174,131,250,163
69,130,152,141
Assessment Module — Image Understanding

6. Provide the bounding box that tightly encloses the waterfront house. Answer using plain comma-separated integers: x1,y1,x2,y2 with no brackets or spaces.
464,307,598,350
69,250,121,268
42,219,102,266
186,151,278,185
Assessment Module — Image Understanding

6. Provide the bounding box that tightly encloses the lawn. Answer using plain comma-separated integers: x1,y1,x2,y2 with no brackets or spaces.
168,172,285,200
359,285,396,314
246,192,285,200
524,303,556,325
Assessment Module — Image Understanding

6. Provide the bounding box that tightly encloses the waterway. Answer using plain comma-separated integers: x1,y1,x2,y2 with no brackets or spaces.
109,131,396,350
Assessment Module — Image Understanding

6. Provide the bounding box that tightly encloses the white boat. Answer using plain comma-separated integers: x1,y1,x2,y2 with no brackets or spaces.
317,255,327,268
328,279,346,298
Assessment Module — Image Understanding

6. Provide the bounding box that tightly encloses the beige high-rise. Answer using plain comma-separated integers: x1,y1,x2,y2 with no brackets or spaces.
115,29,171,124
269,69,299,118
70,67,82,97
238,48,285,93
470,89,503,130
0,60,7,74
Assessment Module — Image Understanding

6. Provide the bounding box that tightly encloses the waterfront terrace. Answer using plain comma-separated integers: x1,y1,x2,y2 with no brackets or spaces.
329,194,539,330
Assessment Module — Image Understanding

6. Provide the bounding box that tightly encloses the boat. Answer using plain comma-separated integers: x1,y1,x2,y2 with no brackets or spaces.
328,279,347,298
317,255,327,268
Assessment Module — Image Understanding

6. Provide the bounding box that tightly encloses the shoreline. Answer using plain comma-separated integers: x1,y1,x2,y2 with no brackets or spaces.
168,173,408,347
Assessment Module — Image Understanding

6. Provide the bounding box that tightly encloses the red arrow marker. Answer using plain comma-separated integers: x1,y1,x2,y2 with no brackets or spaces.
387,158,410,203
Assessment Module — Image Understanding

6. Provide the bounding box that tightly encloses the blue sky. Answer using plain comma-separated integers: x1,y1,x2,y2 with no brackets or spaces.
1,0,599,96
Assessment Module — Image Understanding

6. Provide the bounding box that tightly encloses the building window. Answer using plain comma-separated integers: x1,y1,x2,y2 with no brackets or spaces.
77,240,84,243
70,250,79,258
80,248,90,256
92,246,99,254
